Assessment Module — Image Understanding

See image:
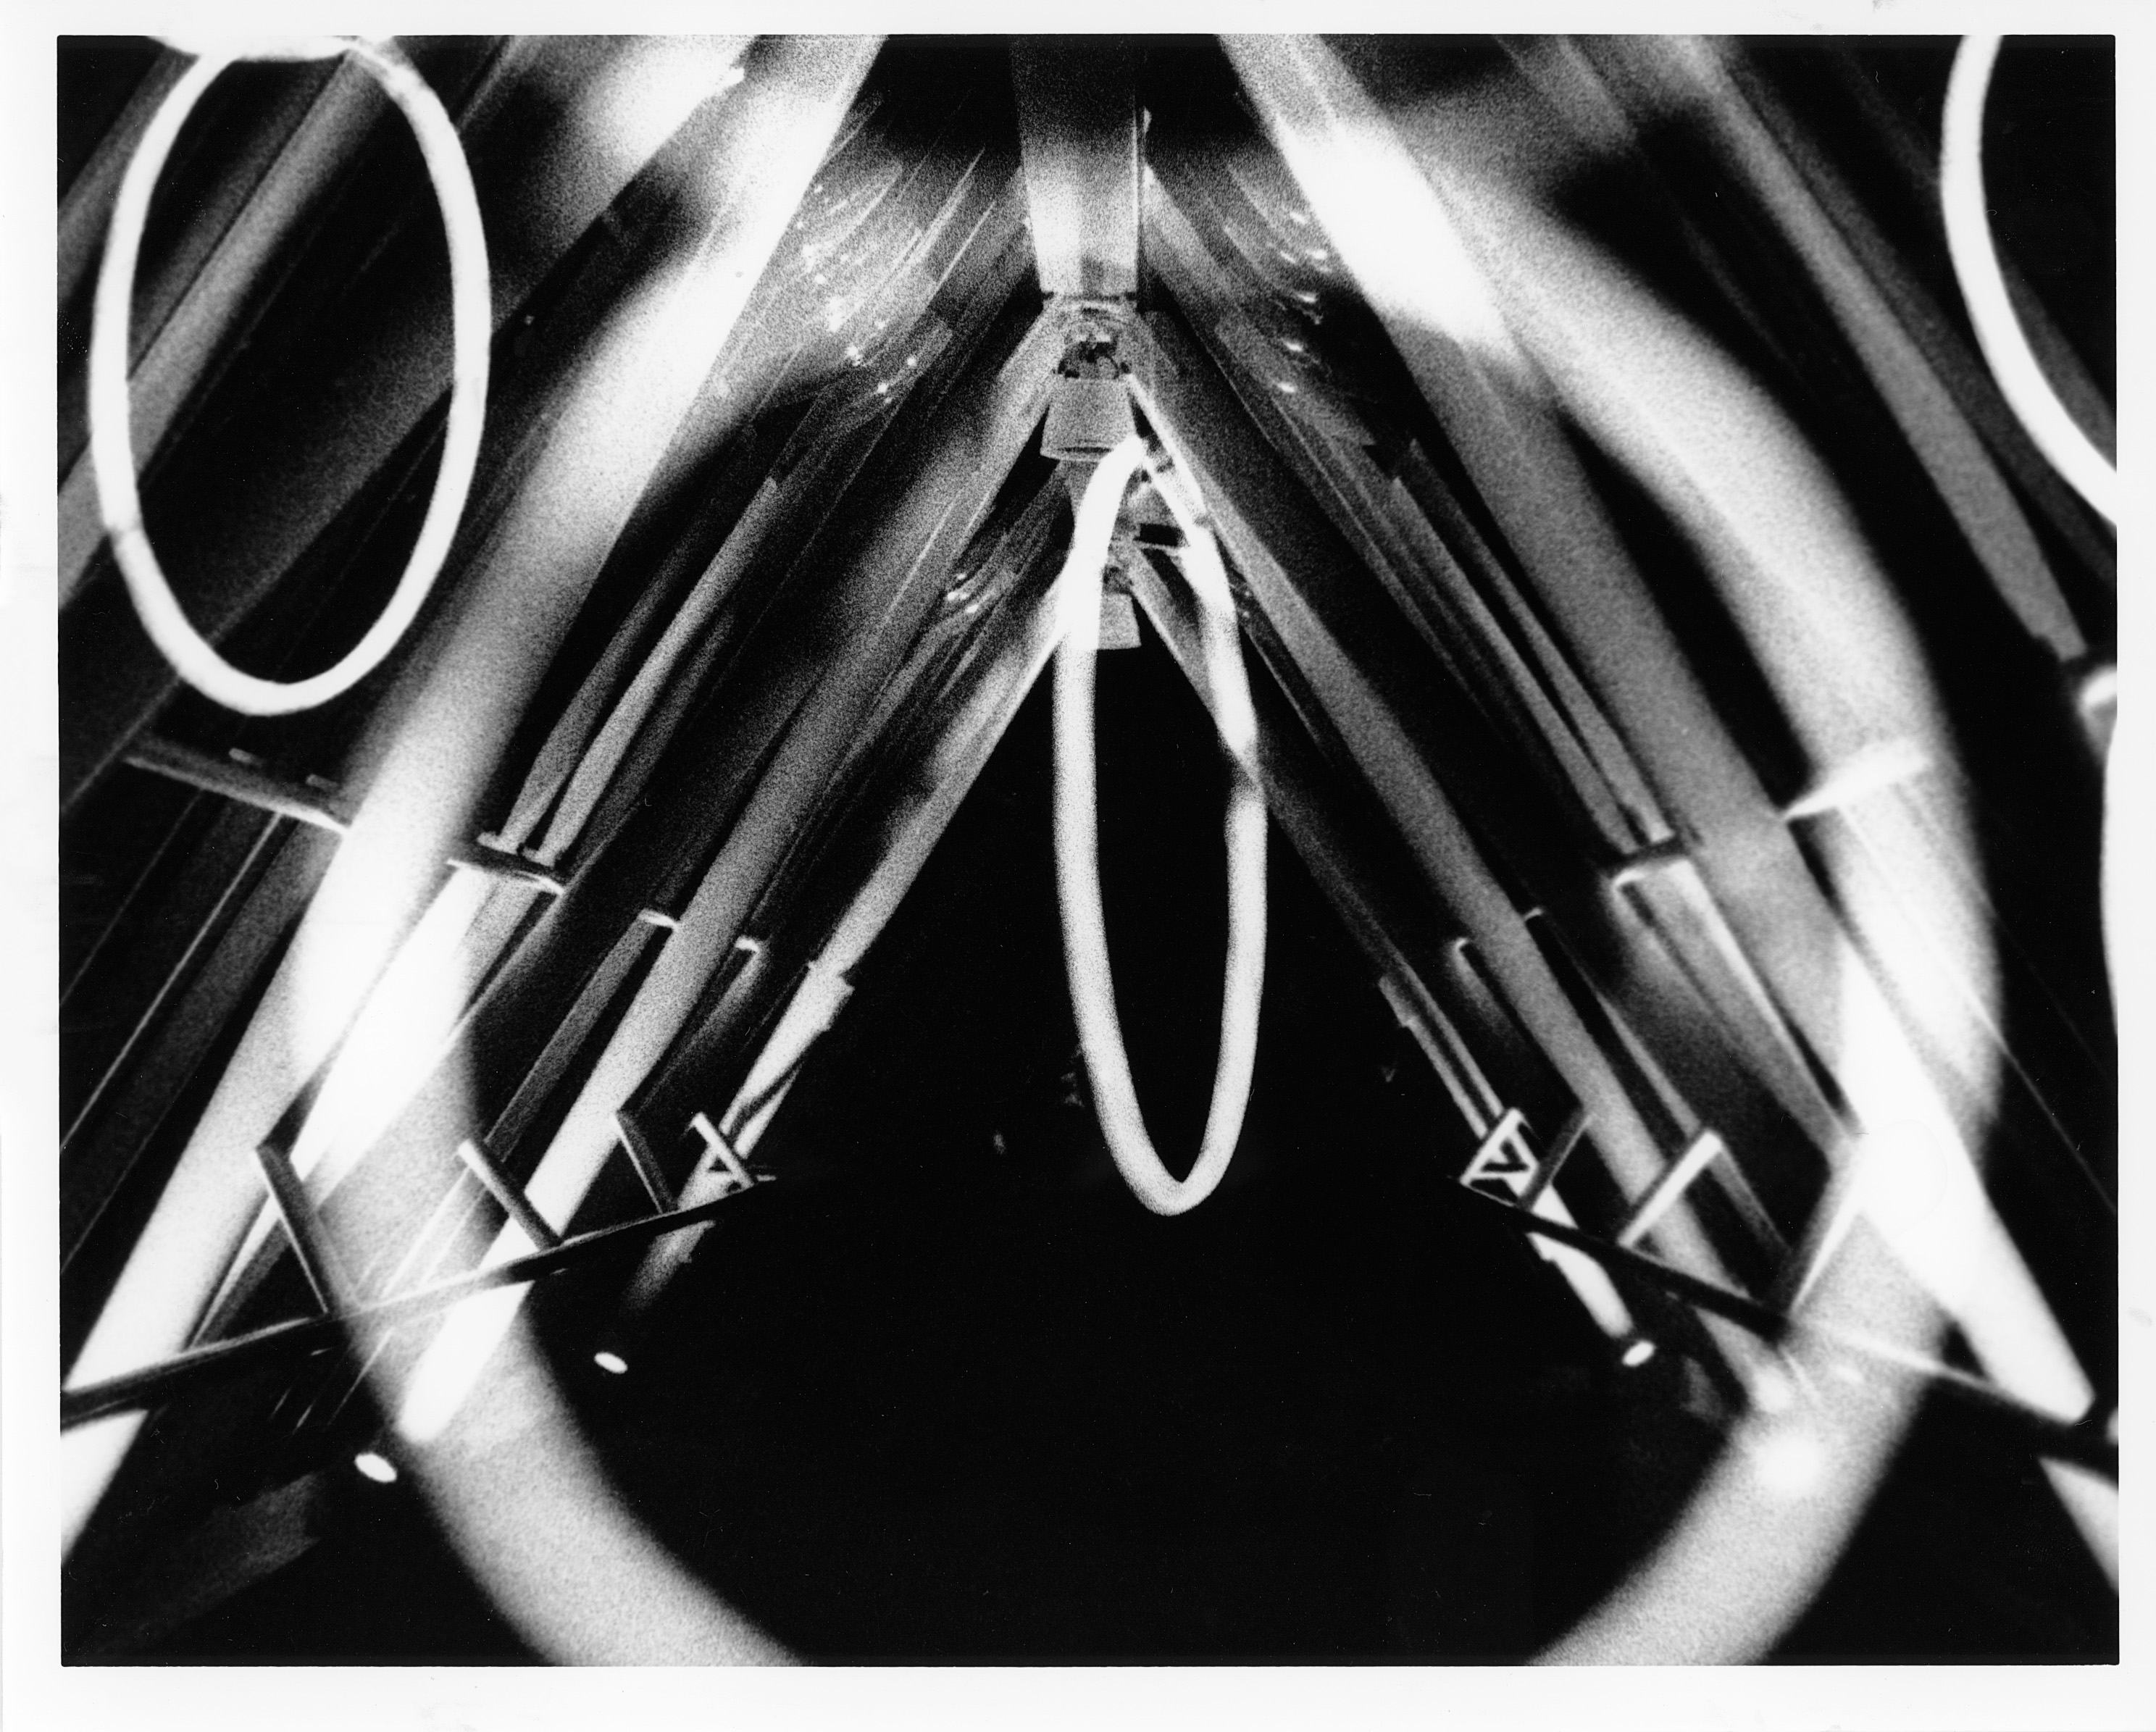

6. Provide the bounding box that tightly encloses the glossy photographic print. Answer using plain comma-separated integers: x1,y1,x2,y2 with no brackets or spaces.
17,14,2139,1725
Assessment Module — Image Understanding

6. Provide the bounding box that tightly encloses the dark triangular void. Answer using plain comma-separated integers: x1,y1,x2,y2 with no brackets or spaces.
135,624,2113,1663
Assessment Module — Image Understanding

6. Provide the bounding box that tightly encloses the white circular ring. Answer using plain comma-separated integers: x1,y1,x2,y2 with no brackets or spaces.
89,37,491,716
1052,432,1269,1217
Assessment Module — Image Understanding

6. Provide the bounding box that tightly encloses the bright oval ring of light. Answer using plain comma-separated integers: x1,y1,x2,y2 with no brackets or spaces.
88,36,492,716
1052,432,1269,1217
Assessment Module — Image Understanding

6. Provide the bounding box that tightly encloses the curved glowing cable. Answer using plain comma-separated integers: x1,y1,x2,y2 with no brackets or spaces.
88,36,491,716
1052,432,1268,1216
1942,33,2116,524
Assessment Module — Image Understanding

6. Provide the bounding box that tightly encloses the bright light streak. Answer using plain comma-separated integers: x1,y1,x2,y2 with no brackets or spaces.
380,39,886,1457
572,36,754,193
289,867,493,1182
593,1352,630,1376
191,864,496,1332
1830,979,2092,1423
62,824,495,1550
1217,41,1529,377
397,1279,535,1444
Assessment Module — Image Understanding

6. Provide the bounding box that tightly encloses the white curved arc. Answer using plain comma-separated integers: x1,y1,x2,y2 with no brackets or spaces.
88,37,491,716
1052,432,1268,1217
1942,33,2117,524
151,32,357,62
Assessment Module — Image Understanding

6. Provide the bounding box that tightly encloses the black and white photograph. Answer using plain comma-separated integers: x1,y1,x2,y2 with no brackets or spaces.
4,7,2147,1727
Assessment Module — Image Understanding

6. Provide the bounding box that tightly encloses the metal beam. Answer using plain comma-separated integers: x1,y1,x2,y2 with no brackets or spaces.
185,165,1033,1371
622,537,1082,1311
251,1138,356,1313
60,1182,765,1429
1011,38,1140,298
121,735,351,832
621,479,1073,1141
62,823,340,1289
1145,104,1845,1173
1124,309,1754,1345
57,51,191,330
613,1113,674,1214
1616,1130,1731,1251
454,1138,561,1252
115,732,697,916
1450,1184,2116,1483
388,304,1064,1442
1123,552,1502,1128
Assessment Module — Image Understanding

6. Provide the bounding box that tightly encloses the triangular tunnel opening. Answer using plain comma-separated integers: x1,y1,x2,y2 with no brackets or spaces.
517,610,1663,1660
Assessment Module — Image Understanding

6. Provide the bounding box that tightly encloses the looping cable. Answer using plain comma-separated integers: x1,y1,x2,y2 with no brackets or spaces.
1942,33,2116,524
1051,432,1268,1216
88,36,492,716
